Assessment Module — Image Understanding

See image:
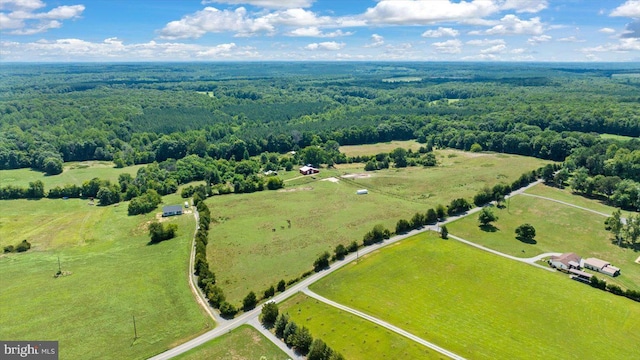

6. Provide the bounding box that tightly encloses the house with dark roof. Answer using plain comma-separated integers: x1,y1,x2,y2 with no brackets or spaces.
162,205,183,217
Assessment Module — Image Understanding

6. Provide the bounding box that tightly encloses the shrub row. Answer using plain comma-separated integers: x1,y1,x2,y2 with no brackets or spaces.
590,276,640,303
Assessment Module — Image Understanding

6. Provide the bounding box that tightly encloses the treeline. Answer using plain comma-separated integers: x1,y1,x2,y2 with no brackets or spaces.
261,302,345,359
590,276,640,303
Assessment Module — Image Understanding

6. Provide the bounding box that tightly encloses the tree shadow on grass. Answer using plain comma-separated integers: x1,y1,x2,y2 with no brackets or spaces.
516,236,537,245
479,224,499,232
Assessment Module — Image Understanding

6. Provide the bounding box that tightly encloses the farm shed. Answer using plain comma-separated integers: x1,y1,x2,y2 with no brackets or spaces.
548,253,582,270
299,165,320,175
583,257,620,277
162,205,183,217
356,189,368,195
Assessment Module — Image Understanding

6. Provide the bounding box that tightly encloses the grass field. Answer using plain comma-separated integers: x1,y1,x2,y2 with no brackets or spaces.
207,150,549,304
447,192,640,290
0,161,144,188
0,194,212,359
525,183,633,217
600,133,636,141
173,325,288,360
339,140,423,157
280,293,444,360
311,232,640,360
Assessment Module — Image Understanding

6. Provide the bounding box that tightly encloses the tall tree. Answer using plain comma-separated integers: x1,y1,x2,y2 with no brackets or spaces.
478,208,498,226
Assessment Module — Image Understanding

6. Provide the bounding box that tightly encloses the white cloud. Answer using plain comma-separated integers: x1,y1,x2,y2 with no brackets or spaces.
287,26,352,37
0,37,249,61
365,33,384,47
481,44,507,53
557,36,584,42
599,27,616,33
462,53,498,60
582,38,640,52
431,39,462,54
528,34,551,44
364,0,499,25
510,47,526,54
160,7,274,39
201,0,314,9
466,38,506,46
499,0,548,13
0,0,45,11
611,1,640,18
305,41,345,51
0,1,84,35
422,27,459,38
485,15,544,35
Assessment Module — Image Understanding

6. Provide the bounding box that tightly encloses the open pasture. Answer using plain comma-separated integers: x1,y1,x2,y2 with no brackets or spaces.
447,192,640,290
339,140,423,157
280,293,444,360
207,150,548,304
311,233,640,360
0,197,211,359
525,183,634,217
173,325,288,360
0,161,144,188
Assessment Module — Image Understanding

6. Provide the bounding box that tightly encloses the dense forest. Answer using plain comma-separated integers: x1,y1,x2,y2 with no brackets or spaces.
1,62,639,209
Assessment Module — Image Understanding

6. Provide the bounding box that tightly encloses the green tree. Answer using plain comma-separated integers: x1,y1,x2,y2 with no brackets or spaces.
274,313,289,338
260,301,279,328
314,251,331,271
334,244,348,260
470,143,483,152
292,326,313,355
395,219,412,234
264,285,275,299
307,339,332,360
206,285,225,308
623,214,640,247
27,180,45,199
515,223,536,243
266,177,284,190
605,210,624,246
43,157,63,175
243,291,257,311
440,225,448,239
277,279,286,292
425,208,438,224
283,321,298,347
219,301,237,319
478,208,498,226
390,147,408,168
148,222,164,243
436,204,446,220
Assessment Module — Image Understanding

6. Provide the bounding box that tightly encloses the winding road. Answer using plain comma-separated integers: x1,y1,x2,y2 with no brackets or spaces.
150,178,564,360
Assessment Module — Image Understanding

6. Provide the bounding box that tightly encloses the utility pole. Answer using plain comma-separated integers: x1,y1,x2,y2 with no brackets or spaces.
133,315,138,340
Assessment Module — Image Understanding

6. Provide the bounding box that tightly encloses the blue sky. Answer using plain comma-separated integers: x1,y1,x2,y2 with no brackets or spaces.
1,0,639,62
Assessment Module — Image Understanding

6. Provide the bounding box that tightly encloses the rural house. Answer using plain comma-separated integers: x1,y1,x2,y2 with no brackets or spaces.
162,205,183,217
583,257,620,277
299,165,320,175
548,253,582,271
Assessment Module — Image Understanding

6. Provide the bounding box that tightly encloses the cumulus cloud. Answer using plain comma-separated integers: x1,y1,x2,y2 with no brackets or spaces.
364,0,498,25
610,1,640,18
305,41,345,50
287,26,352,37
622,20,640,38
528,34,551,44
557,36,584,42
484,15,544,35
201,0,314,9
0,0,84,35
422,27,459,38
431,39,462,54
582,37,640,52
365,33,385,47
599,27,616,33
0,37,249,61
466,38,506,46
499,0,548,13
160,7,274,39
481,44,507,53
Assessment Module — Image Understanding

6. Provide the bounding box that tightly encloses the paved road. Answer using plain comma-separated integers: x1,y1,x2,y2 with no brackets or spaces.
150,178,554,359
247,317,303,360
302,288,467,360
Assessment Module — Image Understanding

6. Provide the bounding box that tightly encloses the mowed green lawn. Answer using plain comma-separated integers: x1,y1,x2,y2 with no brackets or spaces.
344,150,550,204
207,150,549,304
173,325,288,360
311,233,640,360
0,161,144,188
525,183,634,217
280,293,444,360
447,193,640,290
0,196,212,359
339,140,424,157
